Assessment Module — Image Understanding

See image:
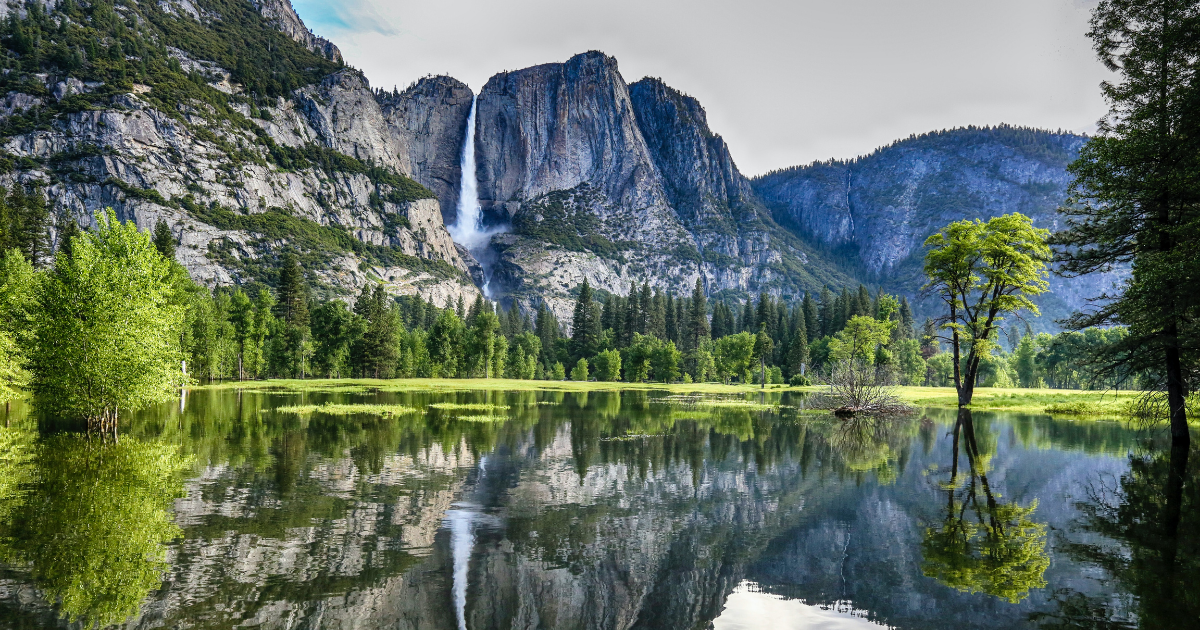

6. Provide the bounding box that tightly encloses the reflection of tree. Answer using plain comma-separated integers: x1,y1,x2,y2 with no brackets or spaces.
826,414,908,484
0,434,190,627
1034,441,1198,628
921,409,1049,603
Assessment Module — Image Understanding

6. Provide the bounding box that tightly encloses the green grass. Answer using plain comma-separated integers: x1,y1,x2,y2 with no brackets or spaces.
885,386,1139,416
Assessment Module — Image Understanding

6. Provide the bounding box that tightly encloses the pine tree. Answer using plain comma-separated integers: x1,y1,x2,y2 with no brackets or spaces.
56,219,82,263
275,252,309,329
687,278,709,351
152,219,176,260
570,279,599,362
803,292,819,342
11,186,49,267
819,287,834,337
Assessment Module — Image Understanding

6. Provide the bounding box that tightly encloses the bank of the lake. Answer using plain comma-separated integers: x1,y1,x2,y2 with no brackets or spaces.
189,379,1162,418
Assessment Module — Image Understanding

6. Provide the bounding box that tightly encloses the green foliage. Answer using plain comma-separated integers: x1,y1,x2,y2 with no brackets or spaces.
829,315,893,364
924,213,1050,404
571,358,589,382
593,349,622,382
30,210,185,428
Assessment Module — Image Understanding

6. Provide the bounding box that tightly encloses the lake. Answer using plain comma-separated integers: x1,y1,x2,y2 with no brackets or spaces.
0,387,1194,629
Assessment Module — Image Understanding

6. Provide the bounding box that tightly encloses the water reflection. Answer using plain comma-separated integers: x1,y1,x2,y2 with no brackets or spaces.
0,388,1185,629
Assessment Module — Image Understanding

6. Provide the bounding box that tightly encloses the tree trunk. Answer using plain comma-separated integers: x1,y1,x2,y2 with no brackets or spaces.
1160,321,1191,448
1163,438,1189,570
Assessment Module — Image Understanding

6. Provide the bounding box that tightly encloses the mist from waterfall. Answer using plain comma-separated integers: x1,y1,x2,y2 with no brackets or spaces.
448,95,505,298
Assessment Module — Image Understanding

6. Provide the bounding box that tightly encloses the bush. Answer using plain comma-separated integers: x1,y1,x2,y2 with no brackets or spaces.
551,362,566,380
789,373,811,387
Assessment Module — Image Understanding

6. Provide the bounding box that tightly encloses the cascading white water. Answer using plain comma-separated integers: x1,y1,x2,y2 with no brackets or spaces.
448,96,505,298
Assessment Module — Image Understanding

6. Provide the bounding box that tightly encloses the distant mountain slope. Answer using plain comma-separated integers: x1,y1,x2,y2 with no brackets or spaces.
753,127,1118,329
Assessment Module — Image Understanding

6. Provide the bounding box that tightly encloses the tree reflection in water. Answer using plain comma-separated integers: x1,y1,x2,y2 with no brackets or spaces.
0,431,191,627
921,408,1050,604
1034,438,1199,629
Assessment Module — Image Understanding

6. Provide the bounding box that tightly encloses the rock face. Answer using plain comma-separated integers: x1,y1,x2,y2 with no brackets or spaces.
380,76,475,225
752,127,1115,326
251,0,342,62
472,51,851,323
0,0,479,307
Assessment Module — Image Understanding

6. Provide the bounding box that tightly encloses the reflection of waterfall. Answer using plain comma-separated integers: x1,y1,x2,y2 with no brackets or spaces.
447,506,474,630
448,96,506,298
445,456,488,630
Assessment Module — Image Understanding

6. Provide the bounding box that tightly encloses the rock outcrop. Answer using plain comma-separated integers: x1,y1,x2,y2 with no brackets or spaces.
251,0,342,62
380,76,475,225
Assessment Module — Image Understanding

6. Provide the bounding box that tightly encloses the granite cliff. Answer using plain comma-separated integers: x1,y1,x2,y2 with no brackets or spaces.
473,52,850,322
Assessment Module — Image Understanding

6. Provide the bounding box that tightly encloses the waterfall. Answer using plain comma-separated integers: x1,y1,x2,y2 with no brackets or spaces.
448,96,505,298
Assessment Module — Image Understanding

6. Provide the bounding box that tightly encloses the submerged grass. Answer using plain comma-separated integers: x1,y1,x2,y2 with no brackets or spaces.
887,386,1139,416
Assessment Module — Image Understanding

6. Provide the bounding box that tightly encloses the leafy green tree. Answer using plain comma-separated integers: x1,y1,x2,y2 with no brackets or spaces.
686,278,709,351
467,306,501,378
895,338,927,386
0,435,191,627
714,332,756,384
1052,0,1200,446
30,210,185,433
921,410,1050,603
923,214,1050,406
571,358,589,382
1013,333,1040,388
829,315,892,364
550,361,566,380
593,349,622,382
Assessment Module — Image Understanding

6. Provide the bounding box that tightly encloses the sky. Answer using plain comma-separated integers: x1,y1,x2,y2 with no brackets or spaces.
291,0,1111,177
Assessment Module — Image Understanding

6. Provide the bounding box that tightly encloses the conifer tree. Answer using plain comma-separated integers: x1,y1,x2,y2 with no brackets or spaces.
152,219,175,260
571,279,600,362
687,278,709,351
803,292,819,342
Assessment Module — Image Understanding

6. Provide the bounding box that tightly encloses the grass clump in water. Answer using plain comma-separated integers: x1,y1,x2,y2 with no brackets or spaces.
271,403,418,417
1044,401,1104,416
428,403,510,412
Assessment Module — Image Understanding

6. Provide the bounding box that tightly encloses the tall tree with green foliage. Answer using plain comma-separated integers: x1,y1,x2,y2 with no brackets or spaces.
924,214,1050,406
570,279,600,362
30,210,185,434
1053,0,1200,447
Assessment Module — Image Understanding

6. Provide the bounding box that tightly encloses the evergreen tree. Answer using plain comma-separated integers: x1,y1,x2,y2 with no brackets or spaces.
571,279,600,362
55,219,82,263
664,294,678,344
1052,0,1200,446
803,292,819,342
786,315,810,377
819,287,834,337
687,278,709,350
152,219,176,260
11,186,49,267
275,252,309,329
535,304,559,369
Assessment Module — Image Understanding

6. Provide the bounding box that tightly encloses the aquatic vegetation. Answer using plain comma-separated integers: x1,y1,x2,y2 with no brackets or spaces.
427,403,510,412
270,402,418,417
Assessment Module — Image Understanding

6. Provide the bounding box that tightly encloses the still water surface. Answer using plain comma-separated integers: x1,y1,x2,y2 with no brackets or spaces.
0,387,1194,629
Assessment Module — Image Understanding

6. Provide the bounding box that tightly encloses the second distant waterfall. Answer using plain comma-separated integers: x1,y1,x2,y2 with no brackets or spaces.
447,96,504,298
